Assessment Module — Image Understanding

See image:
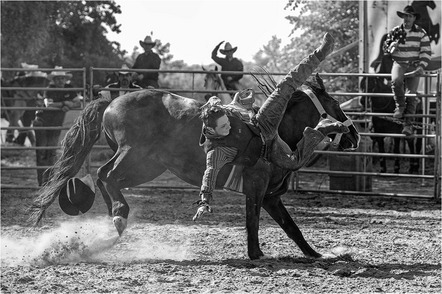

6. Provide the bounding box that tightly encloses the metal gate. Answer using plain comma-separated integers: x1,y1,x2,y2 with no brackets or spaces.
1,68,440,199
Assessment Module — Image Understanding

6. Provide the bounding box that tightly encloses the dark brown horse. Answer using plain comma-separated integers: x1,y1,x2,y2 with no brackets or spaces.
30,74,360,260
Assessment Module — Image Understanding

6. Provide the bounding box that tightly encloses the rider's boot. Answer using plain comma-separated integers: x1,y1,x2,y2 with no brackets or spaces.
314,32,335,62
314,119,349,136
279,33,335,91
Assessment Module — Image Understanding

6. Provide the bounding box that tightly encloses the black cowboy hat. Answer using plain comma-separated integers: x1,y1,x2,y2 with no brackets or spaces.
139,36,156,47
59,174,95,216
397,5,420,21
220,42,238,54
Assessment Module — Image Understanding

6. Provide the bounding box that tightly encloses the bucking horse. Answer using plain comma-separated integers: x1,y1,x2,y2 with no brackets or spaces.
30,72,360,260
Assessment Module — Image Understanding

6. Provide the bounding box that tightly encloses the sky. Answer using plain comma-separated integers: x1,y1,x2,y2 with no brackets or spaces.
107,0,295,65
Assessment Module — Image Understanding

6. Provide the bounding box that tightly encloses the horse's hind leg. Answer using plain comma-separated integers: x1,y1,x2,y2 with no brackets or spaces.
262,195,321,258
97,146,166,235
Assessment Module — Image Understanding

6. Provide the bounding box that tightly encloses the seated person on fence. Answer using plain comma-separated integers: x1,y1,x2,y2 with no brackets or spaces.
100,64,142,100
194,33,350,220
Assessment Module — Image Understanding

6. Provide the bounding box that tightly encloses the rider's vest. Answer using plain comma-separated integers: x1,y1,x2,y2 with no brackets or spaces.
201,116,262,167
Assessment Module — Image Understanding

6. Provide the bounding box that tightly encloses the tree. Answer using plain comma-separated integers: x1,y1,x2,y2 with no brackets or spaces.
254,0,360,98
1,1,125,85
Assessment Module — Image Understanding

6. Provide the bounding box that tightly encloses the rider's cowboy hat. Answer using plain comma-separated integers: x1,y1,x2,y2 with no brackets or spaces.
234,88,255,106
59,174,96,216
220,42,237,55
48,66,73,80
119,64,131,75
20,63,47,78
397,5,420,20
139,35,156,47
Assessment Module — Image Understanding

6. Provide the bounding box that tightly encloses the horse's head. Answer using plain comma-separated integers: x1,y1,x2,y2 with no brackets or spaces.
360,75,393,112
202,66,223,93
202,66,232,104
283,74,360,151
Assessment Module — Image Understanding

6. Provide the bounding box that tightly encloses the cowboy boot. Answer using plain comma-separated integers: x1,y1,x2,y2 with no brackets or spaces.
314,33,335,62
393,96,406,119
314,119,349,136
278,33,335,92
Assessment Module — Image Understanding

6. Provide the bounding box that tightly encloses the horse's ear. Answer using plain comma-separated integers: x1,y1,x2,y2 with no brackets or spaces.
315,73,325,90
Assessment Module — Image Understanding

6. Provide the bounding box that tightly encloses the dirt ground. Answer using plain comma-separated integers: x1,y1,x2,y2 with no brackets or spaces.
1,161,441,294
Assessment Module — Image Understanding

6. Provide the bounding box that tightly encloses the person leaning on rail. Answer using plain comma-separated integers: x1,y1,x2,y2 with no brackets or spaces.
100,64,143,100
194,33,350,221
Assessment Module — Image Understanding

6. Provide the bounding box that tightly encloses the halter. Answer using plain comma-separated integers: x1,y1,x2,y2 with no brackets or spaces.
300,85,355,148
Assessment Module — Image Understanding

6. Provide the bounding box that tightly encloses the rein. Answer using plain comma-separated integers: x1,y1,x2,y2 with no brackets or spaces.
300,85,355,148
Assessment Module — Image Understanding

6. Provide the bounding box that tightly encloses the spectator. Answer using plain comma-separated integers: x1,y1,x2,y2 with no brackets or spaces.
383,5,431,135
211,41,244,92
132,36,161,88
100,64,142,100
33,66,81,186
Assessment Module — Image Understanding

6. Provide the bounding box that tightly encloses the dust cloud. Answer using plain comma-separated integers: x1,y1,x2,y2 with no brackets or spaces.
1,216,195,267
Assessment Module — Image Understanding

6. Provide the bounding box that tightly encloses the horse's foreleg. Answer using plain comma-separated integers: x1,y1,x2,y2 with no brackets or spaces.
378,138,387,173
393,138,401,173
262,195,321,258
245,191,265,260
406,137,419,174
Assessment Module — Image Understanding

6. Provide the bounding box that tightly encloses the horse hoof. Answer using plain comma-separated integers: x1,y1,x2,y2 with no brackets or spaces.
113,216,127,236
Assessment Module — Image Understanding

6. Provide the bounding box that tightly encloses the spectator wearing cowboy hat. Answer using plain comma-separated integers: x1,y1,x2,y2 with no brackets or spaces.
132,36,161,88
33,66,81,186
383,5,431,136
211,41,244,92
100,64,142,100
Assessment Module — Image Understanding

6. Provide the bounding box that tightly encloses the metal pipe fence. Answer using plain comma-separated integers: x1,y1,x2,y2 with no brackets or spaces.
1,68,440,199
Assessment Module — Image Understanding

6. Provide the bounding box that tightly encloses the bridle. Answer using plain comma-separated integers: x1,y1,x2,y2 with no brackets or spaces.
300,85,356,150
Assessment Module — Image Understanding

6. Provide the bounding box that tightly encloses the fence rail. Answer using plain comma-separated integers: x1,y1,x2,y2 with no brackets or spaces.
1,68,440,199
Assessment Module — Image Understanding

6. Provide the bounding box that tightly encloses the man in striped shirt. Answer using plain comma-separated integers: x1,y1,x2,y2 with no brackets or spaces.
383,5,432,135
194,33,350,220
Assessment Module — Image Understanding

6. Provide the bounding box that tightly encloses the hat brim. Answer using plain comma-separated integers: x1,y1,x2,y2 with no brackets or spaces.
139,41,156,47
59,175,95,216
397,11,420,20
220,47,238,55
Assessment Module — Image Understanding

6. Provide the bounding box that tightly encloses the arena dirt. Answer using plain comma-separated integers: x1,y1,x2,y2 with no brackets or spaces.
1,174,441,294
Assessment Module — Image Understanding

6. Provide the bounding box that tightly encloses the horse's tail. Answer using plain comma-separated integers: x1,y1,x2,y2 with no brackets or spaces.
29,97,112,226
